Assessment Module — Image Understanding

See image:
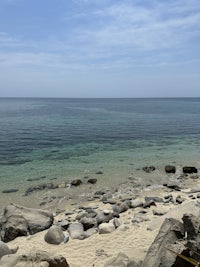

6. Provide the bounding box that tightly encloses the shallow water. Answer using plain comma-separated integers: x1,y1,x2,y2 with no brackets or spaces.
1,98,200,210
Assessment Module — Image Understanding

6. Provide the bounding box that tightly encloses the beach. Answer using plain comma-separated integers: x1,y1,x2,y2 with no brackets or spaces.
1,164,200,266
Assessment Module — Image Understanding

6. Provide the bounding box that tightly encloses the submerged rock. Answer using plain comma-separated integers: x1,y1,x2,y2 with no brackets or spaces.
183,166,198,174
2,189,19,193
142,166,156,173
165,165,176,173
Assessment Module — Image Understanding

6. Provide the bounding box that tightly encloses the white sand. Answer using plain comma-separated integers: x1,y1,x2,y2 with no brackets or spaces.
6,180,200,267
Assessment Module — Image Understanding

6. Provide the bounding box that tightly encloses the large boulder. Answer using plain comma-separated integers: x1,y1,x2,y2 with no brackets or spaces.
0,250,69,267
0,203,53,242
141,218,184,267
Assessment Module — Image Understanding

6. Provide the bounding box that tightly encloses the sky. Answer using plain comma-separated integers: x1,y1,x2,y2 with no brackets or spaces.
0,0,200,97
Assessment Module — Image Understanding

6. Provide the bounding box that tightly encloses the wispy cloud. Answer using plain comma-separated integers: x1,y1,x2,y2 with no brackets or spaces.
0,0,200,72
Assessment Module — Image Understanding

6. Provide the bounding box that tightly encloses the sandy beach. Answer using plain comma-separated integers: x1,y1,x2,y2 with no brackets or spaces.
2,167,200,267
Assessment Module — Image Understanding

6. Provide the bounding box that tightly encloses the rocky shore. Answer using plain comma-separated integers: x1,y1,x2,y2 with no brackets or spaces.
0,165,200,266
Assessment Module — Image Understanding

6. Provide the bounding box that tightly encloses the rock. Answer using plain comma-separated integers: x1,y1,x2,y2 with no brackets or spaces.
24,183,57,196
94,189,107,196
96,211,113,225
0,250,69,267
104,252,138,267
163,182,181,191
145,196,163,203
2,189,19,194
142,166,156,173
87,178,97,184
190,175,199,179
0,203,53,242
79,216,97,230
44,225,65,245
182,214,200,240
99,222,115,234
153,210,166,216
83,228,97,238
71,179,82,186
165,165,176,173
118,202,130,213
183,166,198,174
141,218,184,267
96,171,103,174
131,213,150,223
148,201,200,231
112,218,121,228
67,222,85,240
57,219,70,231
176,196,184,204
130,199,143,208
143,200,156,209
0,241,18,259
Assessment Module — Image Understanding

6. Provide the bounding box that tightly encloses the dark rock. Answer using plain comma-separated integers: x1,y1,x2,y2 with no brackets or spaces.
183,166,198,174
182,214,200,240
0,241,18,259
141,218,184,267
143,200,156,209
2,189,19,193
142,166,156,173
57,219,70,231
153,210,166,216
165,165,176,173
0,203,53,242
94,189,107,196
24,183,57,196
44,225,65,245
164,182,181,191
190,175,199,179
79,216,97,231
145,196,163,203
176,196,184,204
71,179,82,186
0,250,69,267
104,252,138,267
87,178,97,184
118,202,130,213
96,211,113,225
96,171,103,174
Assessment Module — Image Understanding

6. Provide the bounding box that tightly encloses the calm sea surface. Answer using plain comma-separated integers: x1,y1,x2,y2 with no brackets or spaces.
1,98,200,208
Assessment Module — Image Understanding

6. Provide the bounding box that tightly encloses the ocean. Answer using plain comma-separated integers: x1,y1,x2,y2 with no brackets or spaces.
1,97,200,209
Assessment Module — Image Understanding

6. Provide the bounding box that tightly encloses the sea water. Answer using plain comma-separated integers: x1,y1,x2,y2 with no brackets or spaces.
1,98,200,209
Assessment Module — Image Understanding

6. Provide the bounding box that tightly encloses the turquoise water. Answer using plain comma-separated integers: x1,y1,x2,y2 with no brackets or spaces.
1,98,200,209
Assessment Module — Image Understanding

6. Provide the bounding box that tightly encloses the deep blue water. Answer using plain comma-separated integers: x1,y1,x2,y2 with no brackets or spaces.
0,97,200,166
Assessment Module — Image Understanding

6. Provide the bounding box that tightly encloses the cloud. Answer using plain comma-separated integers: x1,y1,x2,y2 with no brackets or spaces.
0,0,200,72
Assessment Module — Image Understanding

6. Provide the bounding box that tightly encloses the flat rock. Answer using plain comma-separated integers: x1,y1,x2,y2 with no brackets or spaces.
2,189,18,194
0,250,69,267
0,203,53,242
104,252,138,267
67,222,85,240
